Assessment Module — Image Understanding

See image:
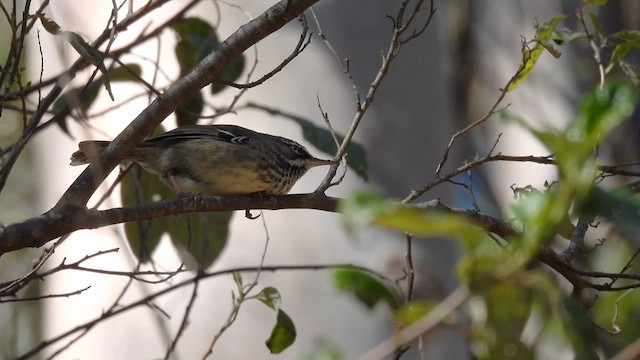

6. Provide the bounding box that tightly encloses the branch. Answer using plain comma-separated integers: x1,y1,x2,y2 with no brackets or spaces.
403,154,555,203
577,7,605,88
0,193,338,256
2,189,627,311
215,14,312,90
560,215,593,262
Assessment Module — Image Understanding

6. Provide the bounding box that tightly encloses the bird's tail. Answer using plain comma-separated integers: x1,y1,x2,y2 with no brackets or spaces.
69,141,111,166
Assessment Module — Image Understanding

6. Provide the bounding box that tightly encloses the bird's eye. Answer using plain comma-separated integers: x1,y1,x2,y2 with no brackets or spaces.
290,144,303,154
289,144,311,158
279,138,310,158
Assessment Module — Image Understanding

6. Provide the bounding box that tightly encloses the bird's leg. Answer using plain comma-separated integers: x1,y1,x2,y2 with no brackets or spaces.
245,209,260,219
166,173,188,196
245,191,267,219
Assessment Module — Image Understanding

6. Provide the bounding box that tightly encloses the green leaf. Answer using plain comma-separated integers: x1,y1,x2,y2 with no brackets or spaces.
607,43,632,73
340,191,482,240
561,296,599,360
375,206,481,239
588,13,604,38
604,29,640,77
212,53,245,94
333,268,403,310
498,84,636,269
265,309,297,354
619,61,640,88
255,286,282,311
395,300,436,326
37,13,61,34
53,64,142,134
581,187,640,237
121,165,174,263
61,31,104,68
175,91,204,126
611,30,640,47
59,31,114,100
108,64,143,81
246,103,368,180
481,282,535,359
168,211,232,270
508,16,565,91
513,83,636,212
339,191,395,233
232,272,243,289
53,80,102,116
583,0,607,5
295,117,368,181
172,18,220,76
171,17,244,95
303,340,343,360
509,189,550,229
579,82,637,139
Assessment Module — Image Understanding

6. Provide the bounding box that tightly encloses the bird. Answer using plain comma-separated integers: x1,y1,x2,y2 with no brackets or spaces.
70,124,336,195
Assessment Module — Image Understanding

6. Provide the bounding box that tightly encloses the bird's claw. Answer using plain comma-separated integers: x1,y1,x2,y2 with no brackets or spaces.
245,209,261,220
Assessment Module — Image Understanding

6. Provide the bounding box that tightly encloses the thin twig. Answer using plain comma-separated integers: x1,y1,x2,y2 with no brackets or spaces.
403,154,555,203
215,14,311,90
0,286,91,303
315,0,437,192
432,36,534,180
165,281,199,359
578,7,605,88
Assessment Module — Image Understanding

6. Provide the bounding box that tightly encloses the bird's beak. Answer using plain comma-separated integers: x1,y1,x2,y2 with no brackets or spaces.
307,158,338,168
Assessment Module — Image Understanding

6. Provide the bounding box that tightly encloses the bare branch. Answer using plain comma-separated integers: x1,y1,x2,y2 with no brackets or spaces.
315,0,438,192
432,36,535,182
0,193,339,256
215,14,312,90
560,216,594,262
404,154,555,203
577,7,605,88
0,286,91,303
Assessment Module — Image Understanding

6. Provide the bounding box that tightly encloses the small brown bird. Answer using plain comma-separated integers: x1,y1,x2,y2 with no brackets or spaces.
70,124,336,195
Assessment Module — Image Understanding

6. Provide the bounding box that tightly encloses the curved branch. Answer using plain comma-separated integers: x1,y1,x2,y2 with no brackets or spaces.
215,14,312,90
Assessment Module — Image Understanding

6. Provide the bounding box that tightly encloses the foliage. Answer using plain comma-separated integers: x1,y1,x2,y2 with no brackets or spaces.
334,7,640,359
1,1,640,360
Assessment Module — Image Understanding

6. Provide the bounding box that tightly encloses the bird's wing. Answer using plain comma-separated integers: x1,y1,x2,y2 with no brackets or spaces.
142,125,255,147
